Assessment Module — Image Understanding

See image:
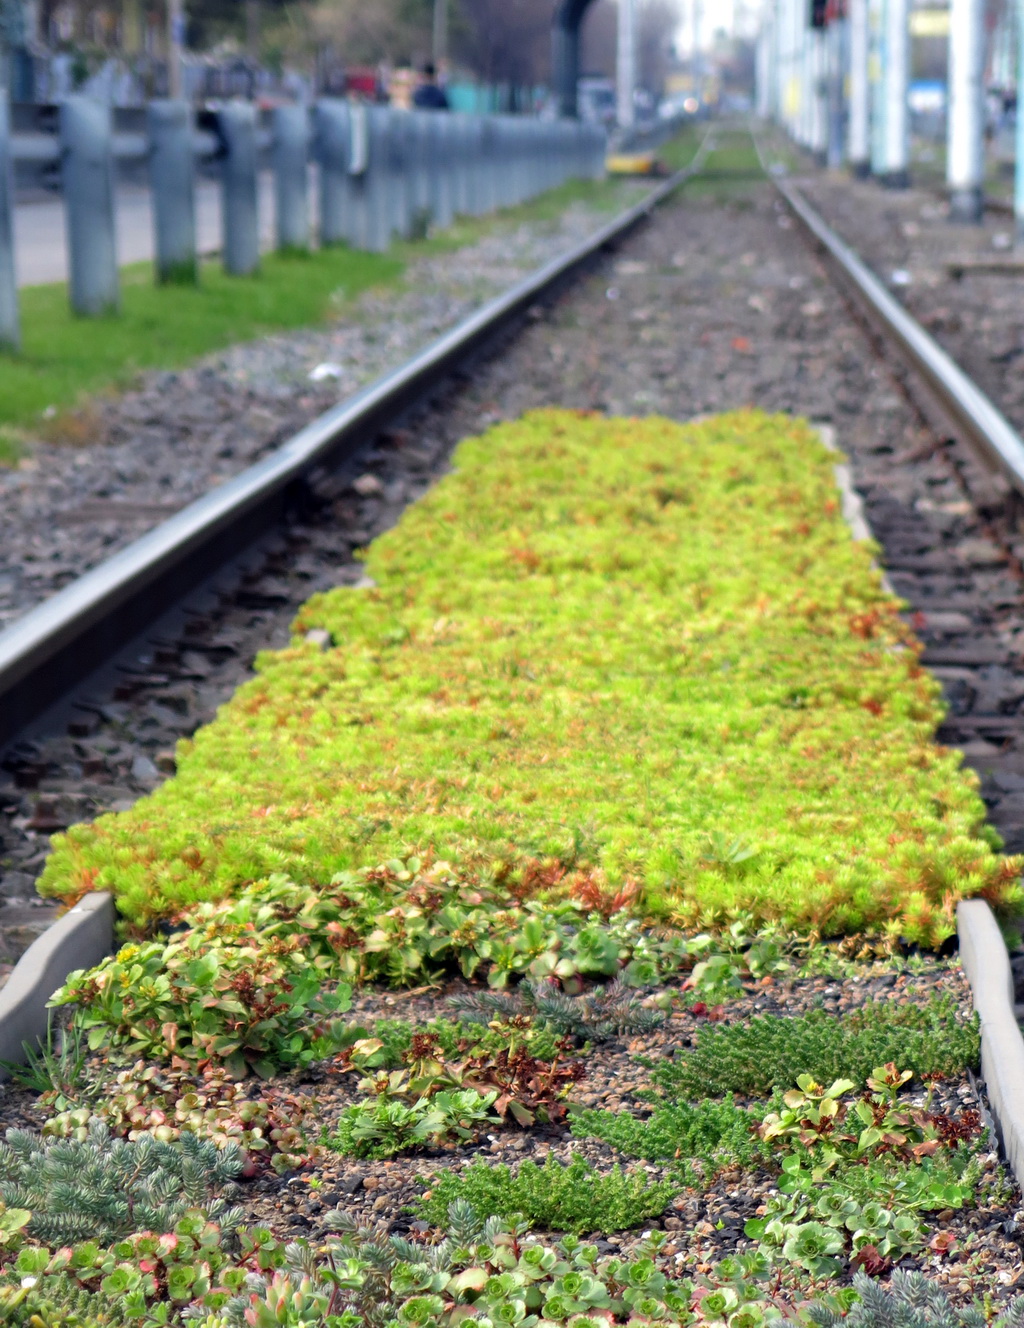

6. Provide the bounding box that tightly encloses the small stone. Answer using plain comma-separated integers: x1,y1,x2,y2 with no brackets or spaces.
131,754,160,782
0,871,34,901
305,628,332,650
352,474,384,497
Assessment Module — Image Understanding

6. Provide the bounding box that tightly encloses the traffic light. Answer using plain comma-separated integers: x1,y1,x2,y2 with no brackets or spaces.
810,0,828,26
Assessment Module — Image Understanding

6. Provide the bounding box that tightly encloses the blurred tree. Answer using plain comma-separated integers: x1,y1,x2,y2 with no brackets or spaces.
309,0,434,67
581,0,676,89
455,0,552,83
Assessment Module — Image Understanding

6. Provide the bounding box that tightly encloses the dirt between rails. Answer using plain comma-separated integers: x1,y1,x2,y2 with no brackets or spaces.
3,170,1024,1292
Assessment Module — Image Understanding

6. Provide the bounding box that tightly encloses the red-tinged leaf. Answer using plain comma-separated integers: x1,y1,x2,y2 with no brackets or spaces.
852,1245,892,1277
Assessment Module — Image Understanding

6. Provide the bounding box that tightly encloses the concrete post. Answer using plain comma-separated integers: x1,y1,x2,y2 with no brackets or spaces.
60,96,119,317
869,0,887,175
148,99,196,284
826,18,845,166
848,0,870,173
167,0,185,99
880,0,909,183
219,100,259,275
0,99,19,351
273,103,310,251
314,97,350,246
755,20,771,117
947,0,985,219
809,28,828,160
616,0,636,129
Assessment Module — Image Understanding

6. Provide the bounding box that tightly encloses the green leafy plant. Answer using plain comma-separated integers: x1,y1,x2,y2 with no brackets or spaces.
570,1095,772,1183
343,1020,586,1128
41,1059,317,1174
0,1123,243,1246
647,997,980,1100
328,1088,499,1159
227,1201,707,1328
3,1018,93,1114
51,929,353,1079
415,1153,678,1233
0,1214,286,1325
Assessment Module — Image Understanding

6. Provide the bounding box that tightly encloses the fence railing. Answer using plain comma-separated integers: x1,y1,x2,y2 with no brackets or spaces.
0,97,608,351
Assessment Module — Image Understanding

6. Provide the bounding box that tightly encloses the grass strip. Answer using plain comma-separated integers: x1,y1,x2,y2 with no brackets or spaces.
38,408,1022,941
0,173,655,436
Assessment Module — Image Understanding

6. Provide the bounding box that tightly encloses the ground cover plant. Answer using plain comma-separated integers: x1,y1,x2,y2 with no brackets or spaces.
37,409,1022,944
7,408,1020,1324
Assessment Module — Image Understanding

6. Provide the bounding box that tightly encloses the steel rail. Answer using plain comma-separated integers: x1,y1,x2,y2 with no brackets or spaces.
750,133,1024,500
0,133,716,750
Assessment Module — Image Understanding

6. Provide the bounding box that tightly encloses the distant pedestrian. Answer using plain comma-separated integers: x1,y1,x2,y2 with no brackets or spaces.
413,63,449,111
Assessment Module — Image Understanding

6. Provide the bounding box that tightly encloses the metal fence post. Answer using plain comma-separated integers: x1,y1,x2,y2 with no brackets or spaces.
386,109,412,240
314,97,350,246
273,102,310,251
219,100,259,275
346,106,390,253
0,100,19,351
60,96,119,317
409,111,433,233
426,112,454,230
148,99,197,284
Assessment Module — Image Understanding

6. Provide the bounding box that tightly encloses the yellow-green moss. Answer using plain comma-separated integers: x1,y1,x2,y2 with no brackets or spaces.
38,409,1022,942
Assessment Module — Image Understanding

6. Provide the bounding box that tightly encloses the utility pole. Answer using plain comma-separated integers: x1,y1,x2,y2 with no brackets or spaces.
1016,0,1024,241
432,0,447,69
847,0,870,173
881,0,909,183
167,0,184,99
947,0,984,219
617,0,636,128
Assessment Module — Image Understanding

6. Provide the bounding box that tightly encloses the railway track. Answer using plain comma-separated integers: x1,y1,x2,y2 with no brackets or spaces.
3,127,1024,1301
3,125,1024,952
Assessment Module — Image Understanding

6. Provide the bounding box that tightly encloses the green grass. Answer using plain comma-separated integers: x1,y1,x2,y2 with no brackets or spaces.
38,408,1022,940
0,176,645,433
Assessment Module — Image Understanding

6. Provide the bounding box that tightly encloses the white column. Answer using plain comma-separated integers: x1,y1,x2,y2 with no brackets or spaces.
1015,0,1024,241
880,0,909,182
617,0,636,129
848,0,870,172
826,17,846,167
810,27,828,159
756,21,771,117
869,0,886,172
947,0,984,219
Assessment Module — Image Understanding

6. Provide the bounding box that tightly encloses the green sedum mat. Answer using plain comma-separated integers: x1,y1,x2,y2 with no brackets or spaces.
39,409,1022,941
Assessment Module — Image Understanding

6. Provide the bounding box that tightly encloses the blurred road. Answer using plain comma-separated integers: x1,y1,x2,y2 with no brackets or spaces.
13,174,278,287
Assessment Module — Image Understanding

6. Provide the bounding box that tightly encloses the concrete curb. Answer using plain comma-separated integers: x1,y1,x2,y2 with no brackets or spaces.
957,899,1024,1188
0,891,114,1071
